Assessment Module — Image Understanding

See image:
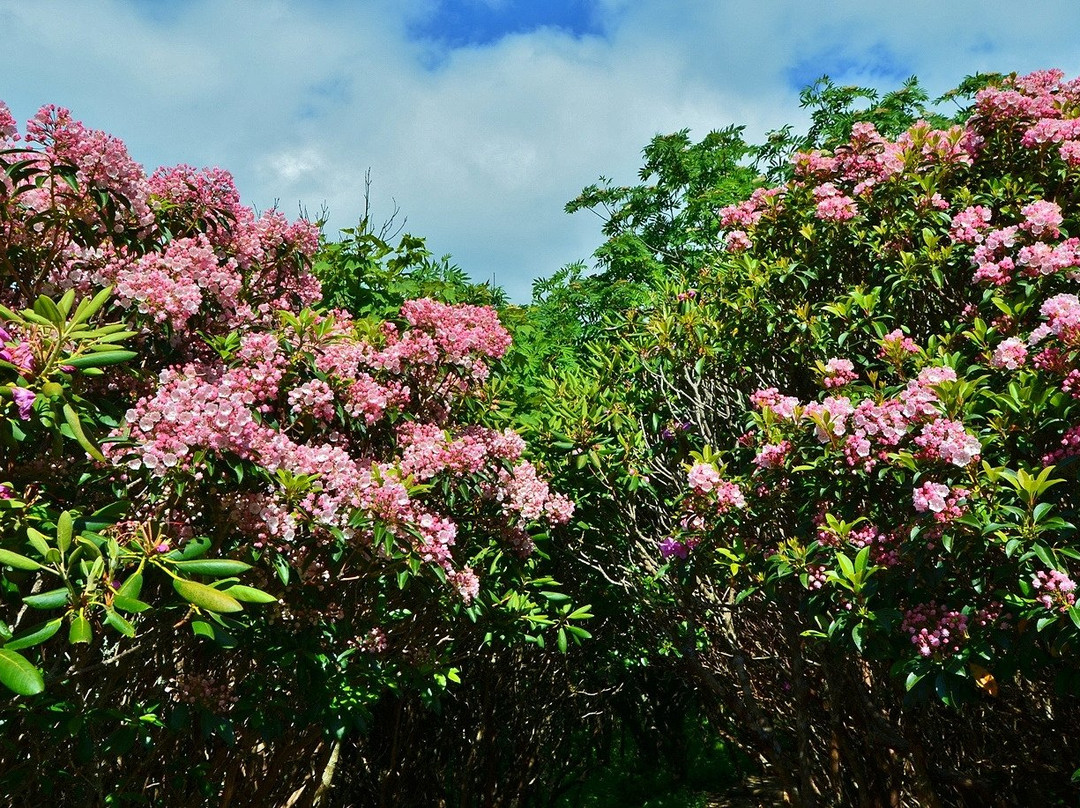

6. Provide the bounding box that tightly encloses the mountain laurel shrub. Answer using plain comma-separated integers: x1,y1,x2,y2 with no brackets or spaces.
0,102,576,805
644,69,1080,803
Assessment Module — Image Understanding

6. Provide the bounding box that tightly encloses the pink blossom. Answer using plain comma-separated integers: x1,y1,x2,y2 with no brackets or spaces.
821,357,857,388
715,481,746,513
1061,140,1080,167
1032,569,1077,612
1017,239,1080,276
659,537,689,560
879,329,919,361
991,337,1028,370
814,190,859,222
754,441,791,469
1020,200,1063,238
10,387,35,420
0,101,16,141
913,481,950,514
803,396,854,442
725,230,751,253
687,462,722,495
448,568,480,603
914,419,981,467
1039,293,1080,342
902,603,969,658
949,206,992,244
750,388,800,419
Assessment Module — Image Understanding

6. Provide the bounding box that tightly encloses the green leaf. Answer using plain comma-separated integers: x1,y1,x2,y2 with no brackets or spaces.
63,350,138,369
62,405,106,463
835,552,855,581
112,596,150,614
32,295,64,327
68,613,92,644
23,588,70,610
70,285,114,326
83,500,129,532
56,511,73,555
557,627,568,653
104,610,136,638
5,619,63,651
117,572,143,600
172,579,243,613
1033,543,1057,569
0,649,44,696
0,549,42,571
171,559,252,576
223,585,277,604
25,529,50,557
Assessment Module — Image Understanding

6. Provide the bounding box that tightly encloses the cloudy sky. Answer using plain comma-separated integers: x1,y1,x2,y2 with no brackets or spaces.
3,1,1080,300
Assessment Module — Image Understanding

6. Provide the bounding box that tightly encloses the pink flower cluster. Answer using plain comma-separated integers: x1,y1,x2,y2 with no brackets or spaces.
1032,293,1080,345
979,70,1080,166
879,329,919,362
1032,569,1077,613
725,230,752,253
843,398,909,471
804,396,855,442
686,462,746,512
750,387,800,419
718,187,783,229
288,379,336,421
23,104,154,232
791,120,970,208
111,235,240,329
1017,239,1080,277
949,206,993,244
990,337,1028,370
687,462,722,495
813,183,858,222
497,462,574,526
971,226,1019,285
398,423,524,481
0,101,16,141
821,357,857,388
1020,200,1064,238
902,603,969,658
914,419,981,467
753,440,791,470
912,482,969,522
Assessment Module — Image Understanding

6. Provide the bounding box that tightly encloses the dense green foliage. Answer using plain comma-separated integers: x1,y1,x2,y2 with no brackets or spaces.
6,68,1080,808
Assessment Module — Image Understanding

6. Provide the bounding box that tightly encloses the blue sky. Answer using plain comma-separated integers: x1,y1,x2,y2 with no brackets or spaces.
3,1,1080,300
410,0,604,48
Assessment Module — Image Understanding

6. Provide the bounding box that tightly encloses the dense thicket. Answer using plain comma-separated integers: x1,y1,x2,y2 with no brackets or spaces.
517,69,1080,806
5,68,1080,808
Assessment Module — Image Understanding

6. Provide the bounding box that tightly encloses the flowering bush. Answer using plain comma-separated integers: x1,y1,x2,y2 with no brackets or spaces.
0,102,575,804
623,69,1080,803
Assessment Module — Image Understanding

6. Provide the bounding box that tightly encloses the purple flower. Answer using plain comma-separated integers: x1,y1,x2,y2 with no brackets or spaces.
11,387,35,420
659,537,689,560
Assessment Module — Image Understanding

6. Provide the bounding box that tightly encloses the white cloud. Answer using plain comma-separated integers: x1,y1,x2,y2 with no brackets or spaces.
4,1,1080,300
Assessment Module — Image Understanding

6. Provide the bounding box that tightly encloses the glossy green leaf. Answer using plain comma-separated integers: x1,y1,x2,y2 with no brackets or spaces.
5,619,63,651
0,549,41,571
68,613,92,644
23,588,70,610
171,559,252,576
223,585,277,604
172,579,243,613
0,649,44,696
